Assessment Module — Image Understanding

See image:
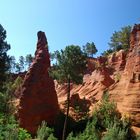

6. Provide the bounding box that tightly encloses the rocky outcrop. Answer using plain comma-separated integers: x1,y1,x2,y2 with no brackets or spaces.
56,66,115,114
69,93,91,120
70,93,91,110
86,58,97,73
108,50,127,72
18,31,59,134
110,24,140,128
121,24,140,127
56,25,140,132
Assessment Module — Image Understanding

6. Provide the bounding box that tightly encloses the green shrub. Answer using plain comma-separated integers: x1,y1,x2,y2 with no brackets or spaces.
101,49,113,56
77,123,100,140
18,128,31,140
67,125,100,140
114,73,121,82
11,77,23,93
48,133,58,140
0,77,31,140
5,76,23,96
102,123,128,140
0,92,9,113
92,94,119,129
136,135,140,140
0,115,18,140
2,129,19,140
2,127,31,140
66,92,134,140
66,132,76,140
37,121,57,140
0,114,31,140
0,77,23,115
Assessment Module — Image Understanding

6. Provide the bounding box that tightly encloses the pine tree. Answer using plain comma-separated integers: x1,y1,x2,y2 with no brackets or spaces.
50,45,87,140
0,24,10,91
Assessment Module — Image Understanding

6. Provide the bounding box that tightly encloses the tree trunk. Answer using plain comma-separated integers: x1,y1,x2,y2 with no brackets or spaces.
62,76,71,140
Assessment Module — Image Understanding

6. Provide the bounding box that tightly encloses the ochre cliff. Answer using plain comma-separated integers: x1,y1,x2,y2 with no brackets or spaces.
110,24,140,128
56,24,140,133
56,57,115,116
18,31,59,134
14,24,140,134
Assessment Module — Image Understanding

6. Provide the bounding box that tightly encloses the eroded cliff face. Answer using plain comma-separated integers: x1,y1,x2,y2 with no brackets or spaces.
108,50,127,73
14,24,140,134
18,31,59,134
56,25,140,132
56,57,116,118
55,51,124,106
110,24,140,128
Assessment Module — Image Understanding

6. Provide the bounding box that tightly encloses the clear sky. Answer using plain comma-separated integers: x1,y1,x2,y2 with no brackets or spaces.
0,0,140,59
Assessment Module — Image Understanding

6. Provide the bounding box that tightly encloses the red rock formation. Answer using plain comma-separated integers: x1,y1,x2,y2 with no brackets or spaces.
56,25,140,133
108,50,127,71
68,93,91,120
121,24,140,127
70,93,91,110
86,56,108,73
18,31,59,134
110,24,140,128
56,66,115,114
87,58,97,73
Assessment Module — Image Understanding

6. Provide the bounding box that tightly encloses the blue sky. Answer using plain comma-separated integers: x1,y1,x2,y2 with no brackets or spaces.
0,0,140,59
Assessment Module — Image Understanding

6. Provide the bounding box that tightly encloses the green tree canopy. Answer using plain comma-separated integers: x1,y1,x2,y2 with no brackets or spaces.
83,42,98,57
0,24,10,91
52,45,87,84
25,54,33,69
101,49,113,56
109,25,131,51
19,56,25,72
9,56,16,73
50,50,59,64
50,45,87,140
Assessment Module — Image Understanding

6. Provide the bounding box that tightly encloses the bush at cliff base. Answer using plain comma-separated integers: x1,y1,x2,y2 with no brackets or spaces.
66,93,134,140
0,114,31,140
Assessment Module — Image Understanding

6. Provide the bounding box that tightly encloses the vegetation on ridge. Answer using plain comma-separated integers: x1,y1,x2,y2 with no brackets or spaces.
83,42,98,57
102,25,131,56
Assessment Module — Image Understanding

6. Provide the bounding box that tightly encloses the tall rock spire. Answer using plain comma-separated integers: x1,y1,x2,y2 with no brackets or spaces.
18,31,59,134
